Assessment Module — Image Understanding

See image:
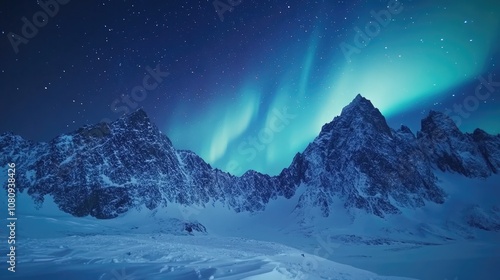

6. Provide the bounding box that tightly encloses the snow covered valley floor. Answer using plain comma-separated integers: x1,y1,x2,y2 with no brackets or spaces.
1,213,499,280
1,173,499,279
0,194,422,280
0,228,422,280
1,202,499,280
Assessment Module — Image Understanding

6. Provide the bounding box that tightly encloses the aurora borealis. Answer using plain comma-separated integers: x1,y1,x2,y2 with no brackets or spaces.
1,0,499,175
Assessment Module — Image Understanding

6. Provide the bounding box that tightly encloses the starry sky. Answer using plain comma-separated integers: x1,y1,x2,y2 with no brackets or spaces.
1,0,499,176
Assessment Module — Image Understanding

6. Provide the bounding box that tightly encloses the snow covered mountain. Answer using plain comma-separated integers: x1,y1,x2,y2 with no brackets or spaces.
1,94,499,223
290,95,446,218
0,110,293,219
417,110,500,177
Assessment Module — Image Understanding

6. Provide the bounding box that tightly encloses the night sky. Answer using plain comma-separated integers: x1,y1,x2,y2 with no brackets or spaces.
1,0,499,176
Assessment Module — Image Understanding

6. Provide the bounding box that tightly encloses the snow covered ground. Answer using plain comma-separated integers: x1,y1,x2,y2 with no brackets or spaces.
0,210,419,280
0,229,417,280
0,189,417,280
0,171,499,279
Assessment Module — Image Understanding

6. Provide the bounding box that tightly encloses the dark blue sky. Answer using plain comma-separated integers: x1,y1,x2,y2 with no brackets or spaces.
1,0,499,175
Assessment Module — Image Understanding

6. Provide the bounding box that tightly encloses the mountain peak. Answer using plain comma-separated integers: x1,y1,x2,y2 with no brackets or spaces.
119,108,152,128
420,110,461,136
353,93,364,102
335,94,392,136
341,94,374,114
127,108,149,120
2,93,500,221
418,110,499,177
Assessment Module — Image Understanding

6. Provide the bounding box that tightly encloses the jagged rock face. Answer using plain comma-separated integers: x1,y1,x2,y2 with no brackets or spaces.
184,221,207,234
417,111,500,177
0,110,289,219
463,205,500,231
472,129,500,173
1,95,499,220
293,95,445,218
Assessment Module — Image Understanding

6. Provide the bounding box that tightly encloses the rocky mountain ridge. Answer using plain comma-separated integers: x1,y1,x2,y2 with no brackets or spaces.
1,94,499,220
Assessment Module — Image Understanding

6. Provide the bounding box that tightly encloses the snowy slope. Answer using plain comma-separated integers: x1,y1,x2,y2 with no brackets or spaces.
0,227,419,280
0,171,499,279
1,176,498,280
0,191,417,280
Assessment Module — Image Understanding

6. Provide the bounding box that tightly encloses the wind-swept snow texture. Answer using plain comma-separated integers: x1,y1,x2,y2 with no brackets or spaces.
1,229,417,280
